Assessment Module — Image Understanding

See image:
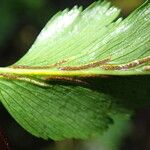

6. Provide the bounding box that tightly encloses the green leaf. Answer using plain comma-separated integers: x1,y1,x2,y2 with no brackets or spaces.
14,0,150,75
0,0,149,140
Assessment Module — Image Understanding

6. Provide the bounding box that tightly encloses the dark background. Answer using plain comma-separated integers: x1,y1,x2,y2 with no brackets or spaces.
0,0,149,150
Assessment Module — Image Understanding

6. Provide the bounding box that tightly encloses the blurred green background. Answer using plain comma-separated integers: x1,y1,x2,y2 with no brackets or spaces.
0,0,149,150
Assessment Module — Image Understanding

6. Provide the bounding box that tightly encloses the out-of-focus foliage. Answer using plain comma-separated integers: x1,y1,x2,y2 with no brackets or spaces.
0,0,57,66
112,0,145,15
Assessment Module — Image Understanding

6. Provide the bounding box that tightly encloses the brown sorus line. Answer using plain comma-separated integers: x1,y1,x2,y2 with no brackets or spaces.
10,60,68,69
59,58,110,71
0,74,17,80
44,76,88,85
100,56,150,70
144,66,150,71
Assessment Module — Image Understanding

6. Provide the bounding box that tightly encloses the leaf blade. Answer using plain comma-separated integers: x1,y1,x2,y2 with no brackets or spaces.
14,1,150,75
0,0,149,140
0,79,112,140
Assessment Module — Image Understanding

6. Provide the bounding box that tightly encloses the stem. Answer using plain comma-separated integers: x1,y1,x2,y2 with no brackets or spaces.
0,67,149,77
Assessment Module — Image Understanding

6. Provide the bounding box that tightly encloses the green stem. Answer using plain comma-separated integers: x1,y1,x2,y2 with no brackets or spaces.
0,67,149,77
